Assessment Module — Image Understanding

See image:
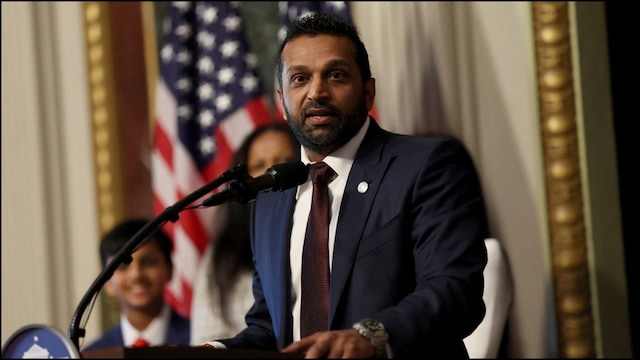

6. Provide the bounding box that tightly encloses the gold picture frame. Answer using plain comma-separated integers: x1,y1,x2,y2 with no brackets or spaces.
531,2,594,358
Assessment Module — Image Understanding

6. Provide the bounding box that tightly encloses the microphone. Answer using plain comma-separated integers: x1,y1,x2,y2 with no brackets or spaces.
67,162,248,350
201,161,308,207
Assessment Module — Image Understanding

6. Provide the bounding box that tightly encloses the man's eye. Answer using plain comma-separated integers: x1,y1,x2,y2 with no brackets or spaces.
291,75,307,84
329,71,346,80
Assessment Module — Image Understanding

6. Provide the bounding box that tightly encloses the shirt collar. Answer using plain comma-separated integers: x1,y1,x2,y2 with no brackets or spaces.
121,303,171,346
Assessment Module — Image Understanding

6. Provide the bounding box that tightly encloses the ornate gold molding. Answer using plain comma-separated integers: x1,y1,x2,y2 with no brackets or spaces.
531,2,595,358
141,2,159,144
83,1,125,332
83,2,123,235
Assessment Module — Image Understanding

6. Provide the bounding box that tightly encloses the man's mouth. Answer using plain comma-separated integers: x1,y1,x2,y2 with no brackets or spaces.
305,108,335,125
306,114,334,125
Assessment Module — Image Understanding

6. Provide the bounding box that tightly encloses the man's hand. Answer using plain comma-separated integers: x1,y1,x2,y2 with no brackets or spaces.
281,329,377,358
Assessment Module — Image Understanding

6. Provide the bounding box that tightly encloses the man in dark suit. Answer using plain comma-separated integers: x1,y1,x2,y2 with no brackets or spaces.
82,219,190,351
210,13,488,358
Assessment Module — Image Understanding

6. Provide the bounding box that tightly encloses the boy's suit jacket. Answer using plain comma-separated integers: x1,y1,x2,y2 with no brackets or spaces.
82,309,190,351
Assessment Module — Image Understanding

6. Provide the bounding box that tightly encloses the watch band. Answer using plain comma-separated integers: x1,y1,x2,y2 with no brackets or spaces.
352,318,389,358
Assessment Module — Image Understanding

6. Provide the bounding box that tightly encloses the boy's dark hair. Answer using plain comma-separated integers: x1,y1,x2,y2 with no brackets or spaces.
99,219,173,268
276,13,372,89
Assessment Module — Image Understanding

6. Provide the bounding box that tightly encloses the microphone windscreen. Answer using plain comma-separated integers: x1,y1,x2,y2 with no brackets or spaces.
268,161,309,190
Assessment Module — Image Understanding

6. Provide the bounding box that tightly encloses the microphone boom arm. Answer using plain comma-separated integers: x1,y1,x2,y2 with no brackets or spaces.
67,163,247,350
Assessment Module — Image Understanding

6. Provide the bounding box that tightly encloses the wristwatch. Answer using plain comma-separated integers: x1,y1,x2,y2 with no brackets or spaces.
352,318,389,358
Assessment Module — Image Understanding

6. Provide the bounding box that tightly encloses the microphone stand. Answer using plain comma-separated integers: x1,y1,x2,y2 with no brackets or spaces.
67,163,248,350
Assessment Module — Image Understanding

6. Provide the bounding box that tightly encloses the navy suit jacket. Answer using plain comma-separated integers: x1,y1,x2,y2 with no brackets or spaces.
82,309,190,351
219,120,489,358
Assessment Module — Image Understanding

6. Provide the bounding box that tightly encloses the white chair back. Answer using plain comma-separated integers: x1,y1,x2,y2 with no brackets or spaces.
463,238,513,358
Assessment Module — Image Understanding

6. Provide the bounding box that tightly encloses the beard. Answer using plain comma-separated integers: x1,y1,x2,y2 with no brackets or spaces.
285,96,368,156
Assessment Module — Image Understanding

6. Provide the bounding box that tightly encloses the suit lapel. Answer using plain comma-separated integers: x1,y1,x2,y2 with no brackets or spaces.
254,187,297,344
329,121,393,325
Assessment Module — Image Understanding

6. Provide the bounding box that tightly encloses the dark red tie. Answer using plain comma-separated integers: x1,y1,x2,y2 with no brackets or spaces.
300,162,335,338
132,338,149,348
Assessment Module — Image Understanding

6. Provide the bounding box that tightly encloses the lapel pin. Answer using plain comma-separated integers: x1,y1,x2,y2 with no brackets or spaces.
357,181,369,194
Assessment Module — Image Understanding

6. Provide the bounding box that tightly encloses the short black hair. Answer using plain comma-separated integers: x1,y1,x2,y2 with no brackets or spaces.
276,13,371,89
99,219,173,268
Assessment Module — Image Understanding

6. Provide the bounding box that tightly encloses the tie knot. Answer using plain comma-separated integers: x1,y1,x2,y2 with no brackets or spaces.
309,162,334,185
132,338,149,348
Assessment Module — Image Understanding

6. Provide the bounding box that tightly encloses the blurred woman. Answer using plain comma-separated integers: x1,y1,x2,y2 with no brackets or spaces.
190,122,300,344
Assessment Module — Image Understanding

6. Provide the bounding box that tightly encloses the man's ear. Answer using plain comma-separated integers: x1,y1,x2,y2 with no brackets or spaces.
365,78,376,112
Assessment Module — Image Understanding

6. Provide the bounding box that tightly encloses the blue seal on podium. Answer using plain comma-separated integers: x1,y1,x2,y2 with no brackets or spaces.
2,324,80,359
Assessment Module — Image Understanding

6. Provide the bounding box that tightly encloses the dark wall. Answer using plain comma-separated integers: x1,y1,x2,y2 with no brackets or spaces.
605,3,637,357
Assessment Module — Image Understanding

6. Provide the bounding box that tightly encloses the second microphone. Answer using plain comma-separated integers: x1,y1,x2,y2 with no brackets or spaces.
201,161,308,207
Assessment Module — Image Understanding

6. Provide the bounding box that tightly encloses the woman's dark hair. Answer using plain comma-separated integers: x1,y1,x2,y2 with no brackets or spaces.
276,13,371,89
210,122,299,326
230,122,300,170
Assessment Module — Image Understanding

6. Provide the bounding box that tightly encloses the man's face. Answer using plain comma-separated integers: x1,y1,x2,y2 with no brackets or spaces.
105,240,172,314
277,34,375,161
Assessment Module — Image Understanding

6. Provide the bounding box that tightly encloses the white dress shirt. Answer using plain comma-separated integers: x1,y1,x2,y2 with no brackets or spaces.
121,303,171,346
290,118,369,341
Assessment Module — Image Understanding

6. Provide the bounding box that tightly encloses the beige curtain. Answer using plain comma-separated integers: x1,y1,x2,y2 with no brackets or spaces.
352,2,457,137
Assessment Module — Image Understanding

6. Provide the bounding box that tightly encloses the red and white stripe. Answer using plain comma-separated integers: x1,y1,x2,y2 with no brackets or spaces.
151,79,272,318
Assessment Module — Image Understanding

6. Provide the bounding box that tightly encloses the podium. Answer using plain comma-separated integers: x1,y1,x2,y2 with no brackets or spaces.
81,345,301,359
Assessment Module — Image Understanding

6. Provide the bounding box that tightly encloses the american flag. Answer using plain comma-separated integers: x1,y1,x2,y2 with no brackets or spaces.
151,1,274,318
276,1,378,120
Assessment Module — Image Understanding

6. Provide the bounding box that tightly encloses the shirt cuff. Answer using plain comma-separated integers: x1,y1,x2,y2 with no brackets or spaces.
202,341,227,349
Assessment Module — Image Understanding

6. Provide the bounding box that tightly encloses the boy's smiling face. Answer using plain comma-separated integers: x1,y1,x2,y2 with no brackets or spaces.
105,239,172,314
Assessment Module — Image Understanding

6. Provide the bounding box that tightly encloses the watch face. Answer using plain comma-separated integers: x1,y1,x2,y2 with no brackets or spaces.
353,319,388,357
356,319,388,346
363,319,385,332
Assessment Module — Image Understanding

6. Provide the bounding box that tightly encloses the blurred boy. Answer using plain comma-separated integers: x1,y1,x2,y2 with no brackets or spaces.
82,219,190,351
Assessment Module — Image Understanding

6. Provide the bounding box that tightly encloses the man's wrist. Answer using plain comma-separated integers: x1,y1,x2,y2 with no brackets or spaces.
352,318,389,358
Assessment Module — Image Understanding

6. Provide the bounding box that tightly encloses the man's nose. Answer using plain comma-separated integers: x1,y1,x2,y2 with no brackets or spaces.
306,78,329,101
